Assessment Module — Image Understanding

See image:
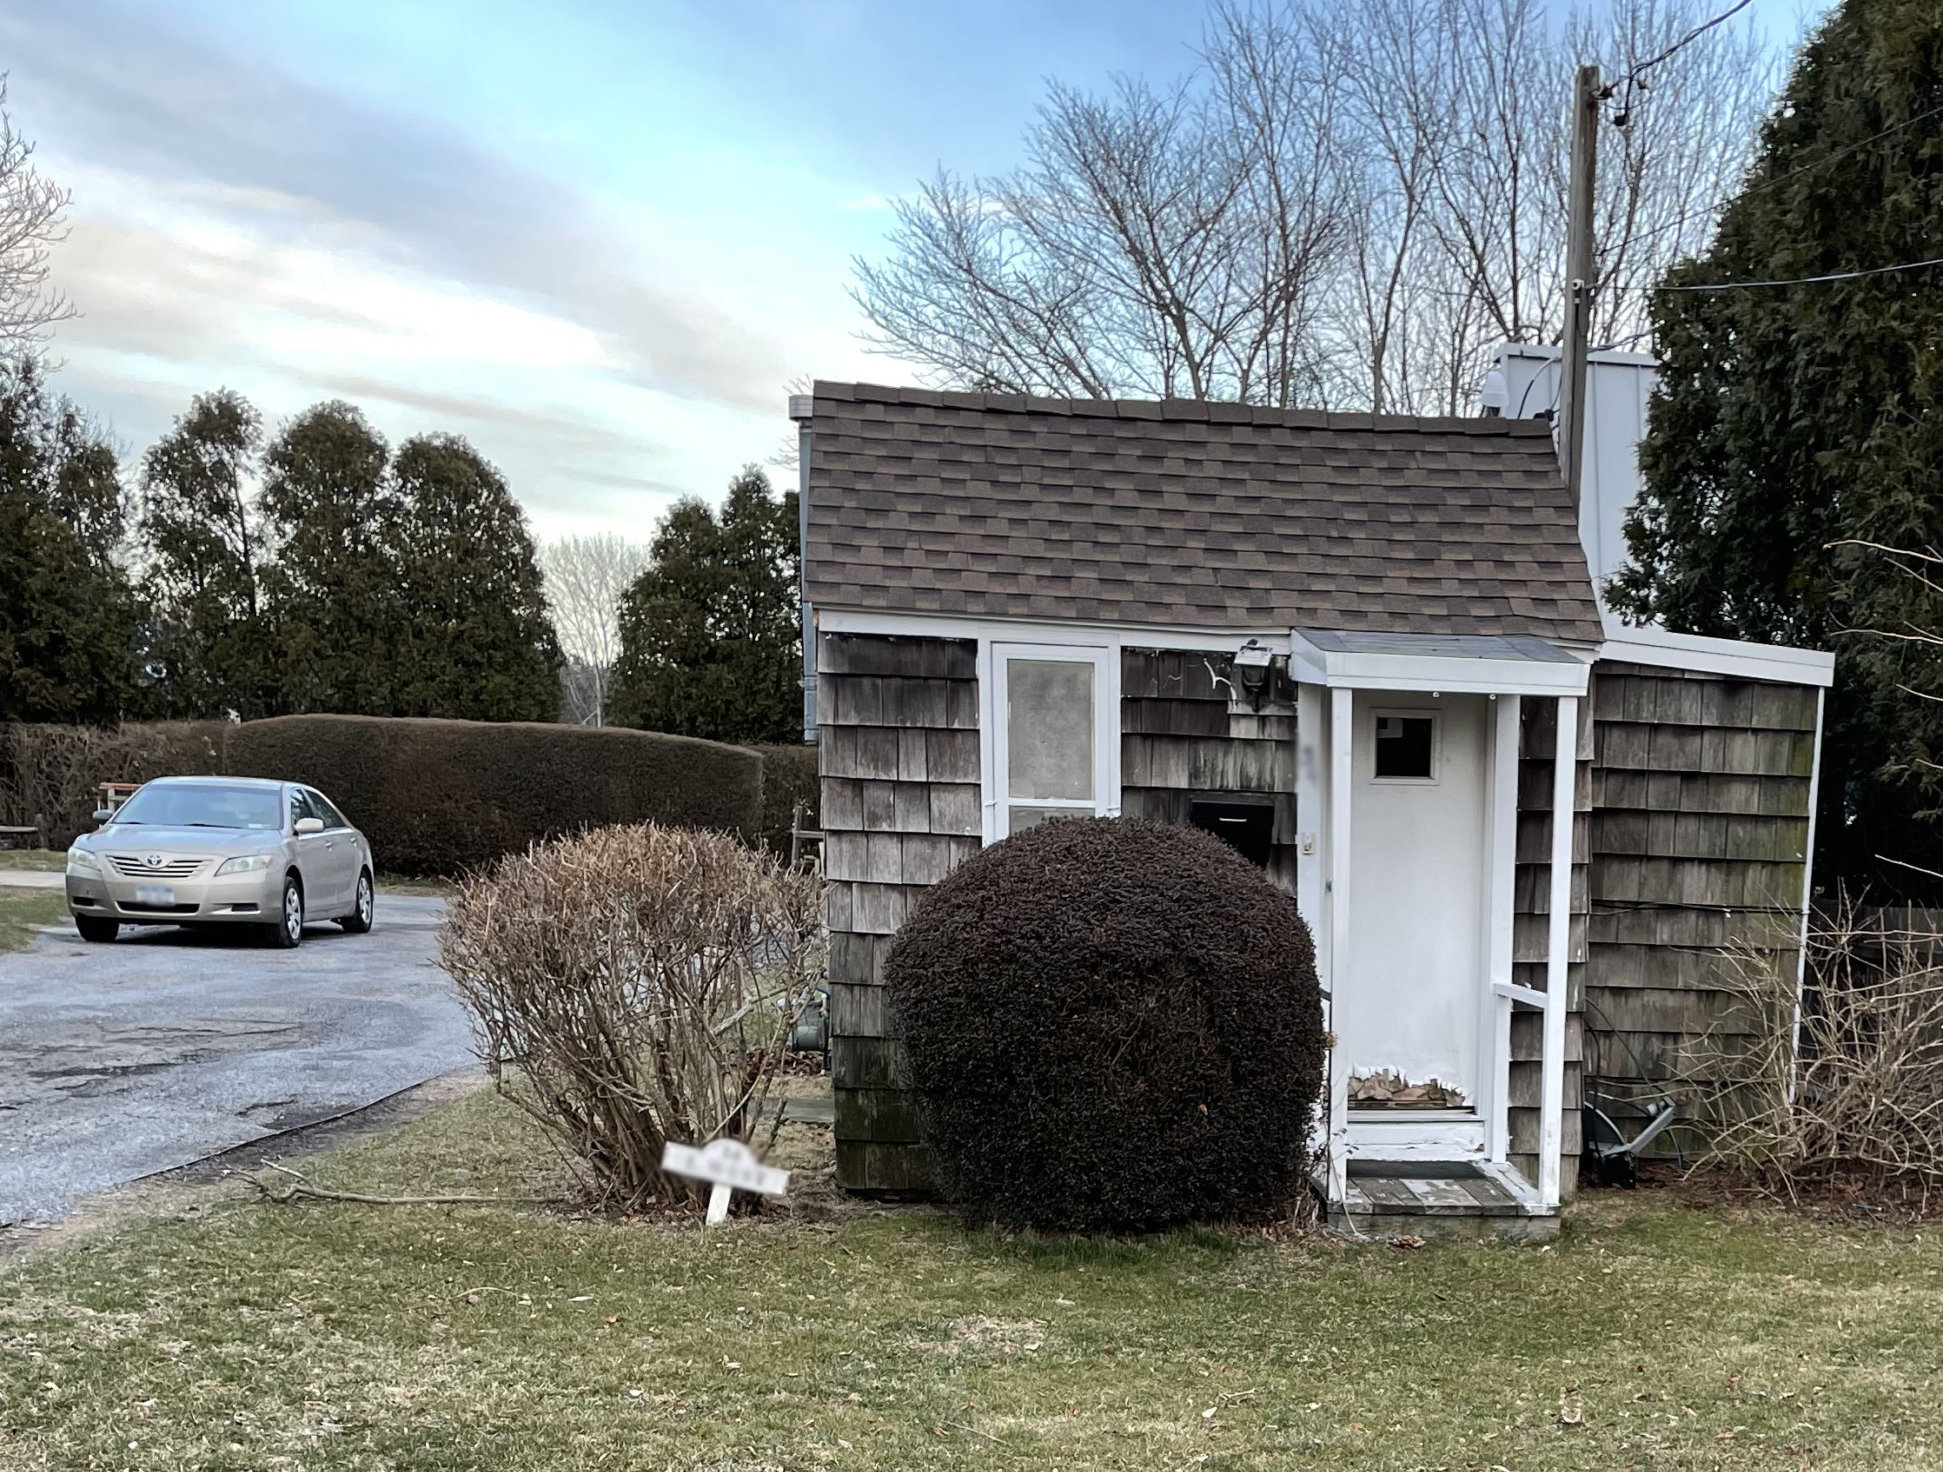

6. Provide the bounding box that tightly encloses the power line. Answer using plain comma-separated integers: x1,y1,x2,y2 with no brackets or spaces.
1627,0,1756,84
1606,0,1757,130
1658,253,1943,291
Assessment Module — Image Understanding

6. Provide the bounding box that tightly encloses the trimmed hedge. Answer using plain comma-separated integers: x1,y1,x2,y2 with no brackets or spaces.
884,818,1324,1232
745,742,819,856
4,716,763,873
223,716,761,875
1,721,237,850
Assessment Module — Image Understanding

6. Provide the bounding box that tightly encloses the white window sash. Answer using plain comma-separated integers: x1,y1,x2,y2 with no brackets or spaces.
982,641,1121,843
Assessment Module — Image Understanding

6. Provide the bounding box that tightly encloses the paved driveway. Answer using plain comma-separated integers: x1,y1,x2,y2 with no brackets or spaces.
0,893,477,1225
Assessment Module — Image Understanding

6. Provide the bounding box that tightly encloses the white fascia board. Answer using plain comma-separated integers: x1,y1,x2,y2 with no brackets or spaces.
1286,634,1592,697
1598,618,1835,688
815,605,1293,653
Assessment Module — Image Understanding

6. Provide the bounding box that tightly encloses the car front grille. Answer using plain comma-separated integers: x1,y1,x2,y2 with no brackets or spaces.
107,855,208,879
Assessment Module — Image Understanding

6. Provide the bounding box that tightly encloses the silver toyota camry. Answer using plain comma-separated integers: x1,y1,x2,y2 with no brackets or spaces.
64,776,376,948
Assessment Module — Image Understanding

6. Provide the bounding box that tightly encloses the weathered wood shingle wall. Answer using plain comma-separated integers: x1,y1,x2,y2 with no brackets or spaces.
820,631,980,1192
1118,649,1299,893
1510,696,1591,1198
1583,664,1817,1148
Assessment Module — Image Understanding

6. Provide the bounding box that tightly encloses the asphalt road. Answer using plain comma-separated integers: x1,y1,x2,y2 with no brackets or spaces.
0,892,478,1226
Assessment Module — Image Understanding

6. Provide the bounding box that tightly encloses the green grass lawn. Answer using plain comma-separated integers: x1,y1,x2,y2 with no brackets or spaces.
3,1090,1939,1471
0,848,66,872
0,888,68,952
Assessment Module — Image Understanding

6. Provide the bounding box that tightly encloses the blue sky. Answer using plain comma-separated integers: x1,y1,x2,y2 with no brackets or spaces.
5,0,1821,541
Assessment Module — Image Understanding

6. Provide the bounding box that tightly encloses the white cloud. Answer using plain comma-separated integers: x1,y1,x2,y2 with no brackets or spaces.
5,0,920,541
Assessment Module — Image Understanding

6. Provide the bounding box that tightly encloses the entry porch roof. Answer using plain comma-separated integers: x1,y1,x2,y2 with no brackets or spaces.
1287,628,1591,696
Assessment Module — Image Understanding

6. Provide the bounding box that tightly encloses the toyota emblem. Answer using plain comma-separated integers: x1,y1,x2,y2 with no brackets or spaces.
144,853,163,868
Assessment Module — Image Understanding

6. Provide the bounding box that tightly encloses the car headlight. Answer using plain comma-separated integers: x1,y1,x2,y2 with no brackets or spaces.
65,849,102,878
215,853,275,877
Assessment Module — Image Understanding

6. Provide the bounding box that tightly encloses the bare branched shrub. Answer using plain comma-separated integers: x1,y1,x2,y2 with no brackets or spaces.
439,824,826,1211
1689,900,1943,1206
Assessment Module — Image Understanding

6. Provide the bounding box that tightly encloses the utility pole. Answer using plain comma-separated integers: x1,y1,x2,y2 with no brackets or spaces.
1558,63,1600,515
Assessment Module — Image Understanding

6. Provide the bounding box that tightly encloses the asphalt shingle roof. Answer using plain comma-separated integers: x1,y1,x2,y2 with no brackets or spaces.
803,382,1605,644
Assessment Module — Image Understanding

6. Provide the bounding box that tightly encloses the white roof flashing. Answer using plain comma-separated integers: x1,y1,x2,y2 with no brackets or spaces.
1598,617,1835,687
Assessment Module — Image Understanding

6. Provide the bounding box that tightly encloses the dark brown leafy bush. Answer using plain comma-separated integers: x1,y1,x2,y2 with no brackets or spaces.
885,817,1324,1232
440,824,825,1210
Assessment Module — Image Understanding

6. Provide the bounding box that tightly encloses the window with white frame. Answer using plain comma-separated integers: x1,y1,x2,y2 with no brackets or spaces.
1373,710,1438,781
989,644,1117,839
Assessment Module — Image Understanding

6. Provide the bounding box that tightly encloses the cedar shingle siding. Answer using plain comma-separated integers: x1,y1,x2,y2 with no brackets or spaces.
805,383,1604,643
1582,664,1818,1147
1120,649,1299,896
820,632,979,1193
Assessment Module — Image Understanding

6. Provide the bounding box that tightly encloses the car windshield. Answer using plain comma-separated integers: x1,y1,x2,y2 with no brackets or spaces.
113,784,282,831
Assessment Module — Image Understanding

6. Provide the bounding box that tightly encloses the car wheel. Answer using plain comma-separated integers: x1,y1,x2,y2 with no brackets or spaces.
74,915,120,944
269,875,304,949
340,869,374,933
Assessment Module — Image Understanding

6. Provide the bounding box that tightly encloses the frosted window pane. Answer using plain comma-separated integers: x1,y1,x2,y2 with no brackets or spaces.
1007,659,1094,801
1009,805,1094,833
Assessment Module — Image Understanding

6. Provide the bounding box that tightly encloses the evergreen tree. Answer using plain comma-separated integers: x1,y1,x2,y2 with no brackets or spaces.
611,466,800,743
1611,0,1943,892
0,356,136,723
392,433,560,721
136,390,273,718
257,401,404,715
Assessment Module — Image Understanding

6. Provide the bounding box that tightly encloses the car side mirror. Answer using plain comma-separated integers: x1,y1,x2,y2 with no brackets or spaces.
294,816,325,835
93,809,113,823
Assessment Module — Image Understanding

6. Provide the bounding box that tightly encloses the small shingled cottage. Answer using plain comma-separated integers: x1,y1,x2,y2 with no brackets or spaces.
788,381,1831,1238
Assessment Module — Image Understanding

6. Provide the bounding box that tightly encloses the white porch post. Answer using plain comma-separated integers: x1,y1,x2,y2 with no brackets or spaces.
1483,694,1521,1164
1538,694,1578,1210
1295,681,1329,1178
1325,686,1355,1206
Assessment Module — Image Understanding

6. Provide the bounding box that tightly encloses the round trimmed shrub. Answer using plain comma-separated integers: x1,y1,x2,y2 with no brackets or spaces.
884,817,1324,1232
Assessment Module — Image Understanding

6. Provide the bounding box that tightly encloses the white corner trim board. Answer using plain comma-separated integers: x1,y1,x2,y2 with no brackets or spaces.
1598,618,1835,687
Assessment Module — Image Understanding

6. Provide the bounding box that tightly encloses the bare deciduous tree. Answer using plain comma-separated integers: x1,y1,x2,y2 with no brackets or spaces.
855,59,1347,405
540,533,646,727
0,81,74,350
856,0,1777,415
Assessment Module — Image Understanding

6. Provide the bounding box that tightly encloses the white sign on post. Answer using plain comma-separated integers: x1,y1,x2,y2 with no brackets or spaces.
661,1138,790,1225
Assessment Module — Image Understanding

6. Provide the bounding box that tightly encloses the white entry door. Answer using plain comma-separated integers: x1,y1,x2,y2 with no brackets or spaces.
1337,690,1489,1120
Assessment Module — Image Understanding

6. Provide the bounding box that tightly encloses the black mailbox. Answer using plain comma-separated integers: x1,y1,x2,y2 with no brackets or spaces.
1188,795,1274,868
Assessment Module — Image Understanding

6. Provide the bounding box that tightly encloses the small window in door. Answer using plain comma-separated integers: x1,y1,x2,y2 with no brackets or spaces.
1374,713,1436,780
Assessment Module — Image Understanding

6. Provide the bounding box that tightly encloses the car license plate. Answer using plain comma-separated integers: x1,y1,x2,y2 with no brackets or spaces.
134,885,175,907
